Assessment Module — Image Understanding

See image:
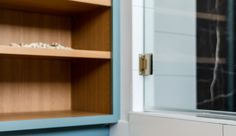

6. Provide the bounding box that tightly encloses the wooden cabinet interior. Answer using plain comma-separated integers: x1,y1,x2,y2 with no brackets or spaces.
0,0,112,121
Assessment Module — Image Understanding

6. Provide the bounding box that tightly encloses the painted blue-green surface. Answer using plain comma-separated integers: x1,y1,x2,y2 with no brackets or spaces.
0,125,109,136
0,115,116,132
112,0,121,121
227,0,234,111
0,0,120,133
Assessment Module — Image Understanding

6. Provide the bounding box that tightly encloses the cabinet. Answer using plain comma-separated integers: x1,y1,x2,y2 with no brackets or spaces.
0,0,120,132
0,125,109,136
224,125,236,136
130,113,222,136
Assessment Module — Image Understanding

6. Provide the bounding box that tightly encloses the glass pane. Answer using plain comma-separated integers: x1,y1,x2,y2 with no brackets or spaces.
144,0,236,113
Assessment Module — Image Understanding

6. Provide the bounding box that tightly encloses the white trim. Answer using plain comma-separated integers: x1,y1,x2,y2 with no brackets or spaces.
130,111,236,126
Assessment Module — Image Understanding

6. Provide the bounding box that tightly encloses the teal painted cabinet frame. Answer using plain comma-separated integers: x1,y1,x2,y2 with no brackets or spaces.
0,125,109,136
0,0,120,132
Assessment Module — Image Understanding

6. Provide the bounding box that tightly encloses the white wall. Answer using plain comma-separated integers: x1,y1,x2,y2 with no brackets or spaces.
119,0,132,121
110,0,145,135
224,125,236,136
130,112,236,136
132,0,144,112
130,113,223,136
109,0,132,135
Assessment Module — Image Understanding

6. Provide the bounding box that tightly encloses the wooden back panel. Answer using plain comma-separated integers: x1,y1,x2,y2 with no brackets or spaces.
0,9,73,114
0,9,71,47
0,57,71,113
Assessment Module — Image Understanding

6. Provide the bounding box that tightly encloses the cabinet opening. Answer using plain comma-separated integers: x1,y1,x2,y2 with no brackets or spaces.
0,7,111,52
0,57,112,121
0,2,112,121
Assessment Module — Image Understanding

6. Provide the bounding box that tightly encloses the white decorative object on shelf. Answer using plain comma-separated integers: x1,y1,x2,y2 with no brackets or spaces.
10,43,21,47
9,42,71,50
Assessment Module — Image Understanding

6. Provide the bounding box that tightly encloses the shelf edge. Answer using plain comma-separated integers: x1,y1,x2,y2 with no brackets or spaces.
0,46,111,59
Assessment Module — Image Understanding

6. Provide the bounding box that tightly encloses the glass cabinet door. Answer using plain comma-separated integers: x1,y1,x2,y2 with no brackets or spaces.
144,0,236,113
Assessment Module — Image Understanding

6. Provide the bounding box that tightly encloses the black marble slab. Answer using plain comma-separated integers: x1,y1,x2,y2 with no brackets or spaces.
197,0,236,112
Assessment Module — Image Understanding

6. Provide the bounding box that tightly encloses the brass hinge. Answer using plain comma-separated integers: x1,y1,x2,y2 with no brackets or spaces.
139,54,153,76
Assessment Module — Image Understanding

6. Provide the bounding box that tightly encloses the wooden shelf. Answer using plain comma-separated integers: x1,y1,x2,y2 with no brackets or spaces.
0,0,111,14
0,46,111,59
70,0,111,6
0,111,104,121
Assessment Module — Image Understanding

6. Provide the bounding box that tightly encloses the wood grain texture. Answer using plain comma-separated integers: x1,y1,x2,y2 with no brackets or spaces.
0,58,71,113
72,8,111,51
70,0,111,6
0,58,113,115
71,59,112,114
0,9,71,47
0,1,113,120
0,0,111,15
0,111,103,121
0,46,111,59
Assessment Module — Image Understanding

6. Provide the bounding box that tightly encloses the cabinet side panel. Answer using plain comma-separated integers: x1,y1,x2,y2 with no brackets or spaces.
72,8,111,51
71,59,112,114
